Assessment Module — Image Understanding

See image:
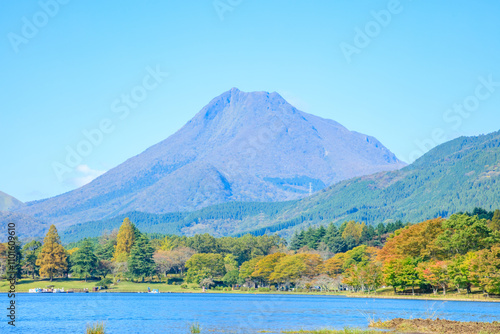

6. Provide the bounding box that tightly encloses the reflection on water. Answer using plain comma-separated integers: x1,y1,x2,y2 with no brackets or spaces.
2,293,500,333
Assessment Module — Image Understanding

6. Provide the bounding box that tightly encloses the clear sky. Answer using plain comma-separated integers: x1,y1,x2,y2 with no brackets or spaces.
1,0,499,202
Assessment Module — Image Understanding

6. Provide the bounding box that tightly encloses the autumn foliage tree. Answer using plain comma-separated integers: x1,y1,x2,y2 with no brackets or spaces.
36,225,68,281
113,218,136,262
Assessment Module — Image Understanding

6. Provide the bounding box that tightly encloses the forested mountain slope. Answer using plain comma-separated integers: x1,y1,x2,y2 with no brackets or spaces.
61,130,500,241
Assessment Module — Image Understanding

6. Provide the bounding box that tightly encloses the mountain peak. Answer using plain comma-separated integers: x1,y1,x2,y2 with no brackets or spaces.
18,89,406,227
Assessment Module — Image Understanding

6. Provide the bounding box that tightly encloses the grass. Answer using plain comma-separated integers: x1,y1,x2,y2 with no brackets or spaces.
189,322,201,333
86,321,106,334
0,278,201,293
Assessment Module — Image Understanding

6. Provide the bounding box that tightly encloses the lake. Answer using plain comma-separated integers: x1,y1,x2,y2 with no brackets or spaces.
2,293,500,333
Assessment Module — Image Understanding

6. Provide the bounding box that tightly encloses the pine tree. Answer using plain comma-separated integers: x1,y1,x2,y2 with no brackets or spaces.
113,218,136,262
36,225,68,281
71,239,98,282
289,231,304,250
95,239,116,261
6,237,23,279
127,235,155,282
324,223,346,254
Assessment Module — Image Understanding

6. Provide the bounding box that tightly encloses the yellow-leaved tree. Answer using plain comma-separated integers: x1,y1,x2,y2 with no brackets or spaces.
112,218,135,262
36,225,68,281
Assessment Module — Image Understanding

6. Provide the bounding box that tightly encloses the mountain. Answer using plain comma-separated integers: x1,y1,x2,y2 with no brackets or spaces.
0,211,48,242
17,88,405,228
59,129,500,242
0,191,24,211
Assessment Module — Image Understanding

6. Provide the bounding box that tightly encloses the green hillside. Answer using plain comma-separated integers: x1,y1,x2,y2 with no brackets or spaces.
60,130,500,242
249,130,500,236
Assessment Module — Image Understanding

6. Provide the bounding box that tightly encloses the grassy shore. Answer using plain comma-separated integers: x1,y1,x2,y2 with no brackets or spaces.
1,278,499,303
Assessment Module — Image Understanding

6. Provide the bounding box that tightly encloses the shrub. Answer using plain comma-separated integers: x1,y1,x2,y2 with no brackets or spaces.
180,284,188,289
258,287,270,292
95,278,113,289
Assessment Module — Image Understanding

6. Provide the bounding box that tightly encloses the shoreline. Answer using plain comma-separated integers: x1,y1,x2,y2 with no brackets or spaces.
3,289,500,303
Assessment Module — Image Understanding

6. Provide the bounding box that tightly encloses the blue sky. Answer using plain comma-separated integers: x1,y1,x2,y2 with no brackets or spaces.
1,0,499,202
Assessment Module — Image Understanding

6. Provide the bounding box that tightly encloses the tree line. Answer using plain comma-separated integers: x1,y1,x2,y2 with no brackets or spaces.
1,209,499,296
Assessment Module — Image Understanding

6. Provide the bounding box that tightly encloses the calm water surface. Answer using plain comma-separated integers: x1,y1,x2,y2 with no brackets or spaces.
2,293,500,333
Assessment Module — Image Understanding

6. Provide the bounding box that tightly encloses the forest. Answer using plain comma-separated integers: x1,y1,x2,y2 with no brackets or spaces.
1,208,499,296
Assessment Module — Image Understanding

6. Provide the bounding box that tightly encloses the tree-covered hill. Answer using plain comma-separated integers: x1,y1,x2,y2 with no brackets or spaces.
60,130,500,242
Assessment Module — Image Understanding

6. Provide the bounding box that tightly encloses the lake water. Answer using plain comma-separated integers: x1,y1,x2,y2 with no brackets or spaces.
2,293,500,333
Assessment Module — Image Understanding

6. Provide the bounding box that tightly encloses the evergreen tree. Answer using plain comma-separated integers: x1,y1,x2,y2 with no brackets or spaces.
289,231,304,250
7,237,23,279
128,235,155,282
491,209,500,232
36,225,68,281
304,227,319,249
113,218,136,262
376,223,386,236
324,223,346,254
71,239,98,282
95,239,116,261
22,240,42,279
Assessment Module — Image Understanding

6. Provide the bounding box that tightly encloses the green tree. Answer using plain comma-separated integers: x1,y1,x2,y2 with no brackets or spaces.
71,239,98,282
6,237,23,279
222,270,239,287
186,253,225,284
447,255,471,293
188,233,218,253
435,214,494,257
239,256,263,283
95,239,116,261
490,209,500,232
36,225,68,281
289,231,305,251
22,240,42,279
323,223,346,253
127,235,155,282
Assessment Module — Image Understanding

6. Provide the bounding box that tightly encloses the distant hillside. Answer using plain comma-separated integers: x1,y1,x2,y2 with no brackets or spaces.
60,130,500,241
0,211,48,242
17,88,404,228
0,191,24,211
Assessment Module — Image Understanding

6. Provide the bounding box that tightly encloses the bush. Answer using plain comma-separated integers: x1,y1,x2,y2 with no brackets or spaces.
240,287,249,291
258,287,270,292
95,278,113,289
270,286,277,291
180,284,188,289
